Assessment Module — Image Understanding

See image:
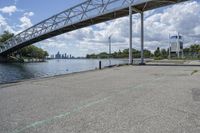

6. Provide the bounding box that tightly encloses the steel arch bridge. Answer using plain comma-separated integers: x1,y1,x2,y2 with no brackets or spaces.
0,0,189,63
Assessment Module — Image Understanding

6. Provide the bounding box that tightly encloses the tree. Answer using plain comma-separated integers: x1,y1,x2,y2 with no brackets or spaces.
154,47,161,57
0,31,49,59
183,47,190,53
0,31,14,49
18,45,49,59
143,49,153,58
98,52,108,58
190,44,200,53
132,49,140,58
86,53,97,59
44,51,49,57
85,48,154,59
0,31,14,43
161,49,168,59
183,44,200,59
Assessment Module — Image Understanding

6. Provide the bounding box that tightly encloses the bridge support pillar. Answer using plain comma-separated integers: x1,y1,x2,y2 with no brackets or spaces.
129,5,133,65
140,12,145,65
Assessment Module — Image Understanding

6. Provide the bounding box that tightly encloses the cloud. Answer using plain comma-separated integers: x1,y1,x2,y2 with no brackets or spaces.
18,12,34,30
0,14,15,33
0,5,17,15
1,0,200,57
24,12,34,17
39,0,200,56
85,1,200,52
0,11,34,34
143,1,200,48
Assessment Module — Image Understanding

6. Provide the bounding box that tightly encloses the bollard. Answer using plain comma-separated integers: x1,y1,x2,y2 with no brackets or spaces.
99,61,102,70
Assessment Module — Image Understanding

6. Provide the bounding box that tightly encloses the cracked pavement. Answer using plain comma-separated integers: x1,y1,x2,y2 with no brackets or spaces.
1,65,200,133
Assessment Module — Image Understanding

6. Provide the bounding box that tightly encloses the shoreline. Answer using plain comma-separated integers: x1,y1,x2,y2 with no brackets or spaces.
0,64,129,87
0,68,98,87
1,59,200,86
0,56,46,63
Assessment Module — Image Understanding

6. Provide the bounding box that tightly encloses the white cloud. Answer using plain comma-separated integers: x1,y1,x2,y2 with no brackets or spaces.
40,0,200,56
19,16,32,29
18,12,34,30
1,1,200,56
85,1,200,52
143,1,200,48
0,14,15,34
0,5,17,15
0,10,33,35
24,12,34,17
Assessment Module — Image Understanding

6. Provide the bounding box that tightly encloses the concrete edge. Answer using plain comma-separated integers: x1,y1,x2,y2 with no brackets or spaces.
0,64,130,88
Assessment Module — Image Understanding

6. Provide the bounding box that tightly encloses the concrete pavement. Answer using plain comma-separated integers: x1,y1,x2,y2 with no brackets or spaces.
1,65,200,133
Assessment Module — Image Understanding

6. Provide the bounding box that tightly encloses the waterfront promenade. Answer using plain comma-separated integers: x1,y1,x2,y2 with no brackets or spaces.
1,65,200,133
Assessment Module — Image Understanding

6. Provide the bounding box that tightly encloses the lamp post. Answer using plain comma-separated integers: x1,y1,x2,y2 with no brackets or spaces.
108,35,112,66
177,32,180,58
169,34,171,59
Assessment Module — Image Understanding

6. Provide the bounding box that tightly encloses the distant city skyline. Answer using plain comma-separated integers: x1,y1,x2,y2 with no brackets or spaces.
50,51,74,59
0,0,200,56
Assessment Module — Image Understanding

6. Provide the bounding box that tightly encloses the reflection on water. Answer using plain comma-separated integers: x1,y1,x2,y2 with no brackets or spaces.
0,59,128,84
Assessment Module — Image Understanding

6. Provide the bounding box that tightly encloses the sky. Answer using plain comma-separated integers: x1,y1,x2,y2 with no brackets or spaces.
0,0,200,57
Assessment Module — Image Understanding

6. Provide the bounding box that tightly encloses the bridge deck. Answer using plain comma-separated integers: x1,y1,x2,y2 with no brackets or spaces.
0,0,189,55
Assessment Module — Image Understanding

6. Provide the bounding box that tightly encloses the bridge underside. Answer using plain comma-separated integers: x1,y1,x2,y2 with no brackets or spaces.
0,0,189,62
0,55,8,62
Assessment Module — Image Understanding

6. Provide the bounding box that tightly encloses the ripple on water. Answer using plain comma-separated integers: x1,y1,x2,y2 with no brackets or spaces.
0,59,128,84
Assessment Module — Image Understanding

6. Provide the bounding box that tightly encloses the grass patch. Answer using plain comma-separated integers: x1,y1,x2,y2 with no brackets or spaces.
191,70,198,75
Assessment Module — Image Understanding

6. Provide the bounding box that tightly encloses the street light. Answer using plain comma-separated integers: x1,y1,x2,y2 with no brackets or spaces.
169,34,171,59
108,34,112,66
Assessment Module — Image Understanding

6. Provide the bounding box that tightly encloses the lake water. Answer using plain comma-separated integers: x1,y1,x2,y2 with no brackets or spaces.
0,59,128,84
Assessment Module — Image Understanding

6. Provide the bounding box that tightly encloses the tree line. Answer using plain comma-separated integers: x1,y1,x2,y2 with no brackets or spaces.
86,49,153,59
1,31,200,60
0,31,48,59
86,44,200,59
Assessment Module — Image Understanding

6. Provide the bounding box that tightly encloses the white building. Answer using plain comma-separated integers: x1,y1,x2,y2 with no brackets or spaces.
169,33,184,58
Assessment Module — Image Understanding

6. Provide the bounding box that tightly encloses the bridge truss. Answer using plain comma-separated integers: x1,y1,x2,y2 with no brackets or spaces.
0,0,189,64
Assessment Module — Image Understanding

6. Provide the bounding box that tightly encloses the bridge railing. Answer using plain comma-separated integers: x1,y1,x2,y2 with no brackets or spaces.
0,0,139,54
0,0,180,54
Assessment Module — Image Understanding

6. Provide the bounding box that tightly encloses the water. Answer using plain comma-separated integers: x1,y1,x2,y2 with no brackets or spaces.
0,59,128,84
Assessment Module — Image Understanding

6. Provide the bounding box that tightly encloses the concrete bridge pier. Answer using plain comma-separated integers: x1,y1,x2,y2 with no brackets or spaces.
140,12,145,65
129,6,145,65
129,5,133,65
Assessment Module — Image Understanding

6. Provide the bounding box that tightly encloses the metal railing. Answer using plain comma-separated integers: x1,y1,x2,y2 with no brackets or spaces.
0,0,185,54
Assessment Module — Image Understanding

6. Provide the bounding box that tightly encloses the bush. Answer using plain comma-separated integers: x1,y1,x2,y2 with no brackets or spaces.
154,56,163,60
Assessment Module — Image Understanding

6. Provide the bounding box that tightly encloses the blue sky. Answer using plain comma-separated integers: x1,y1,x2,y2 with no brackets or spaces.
0,0,81,30
0,0,200,57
